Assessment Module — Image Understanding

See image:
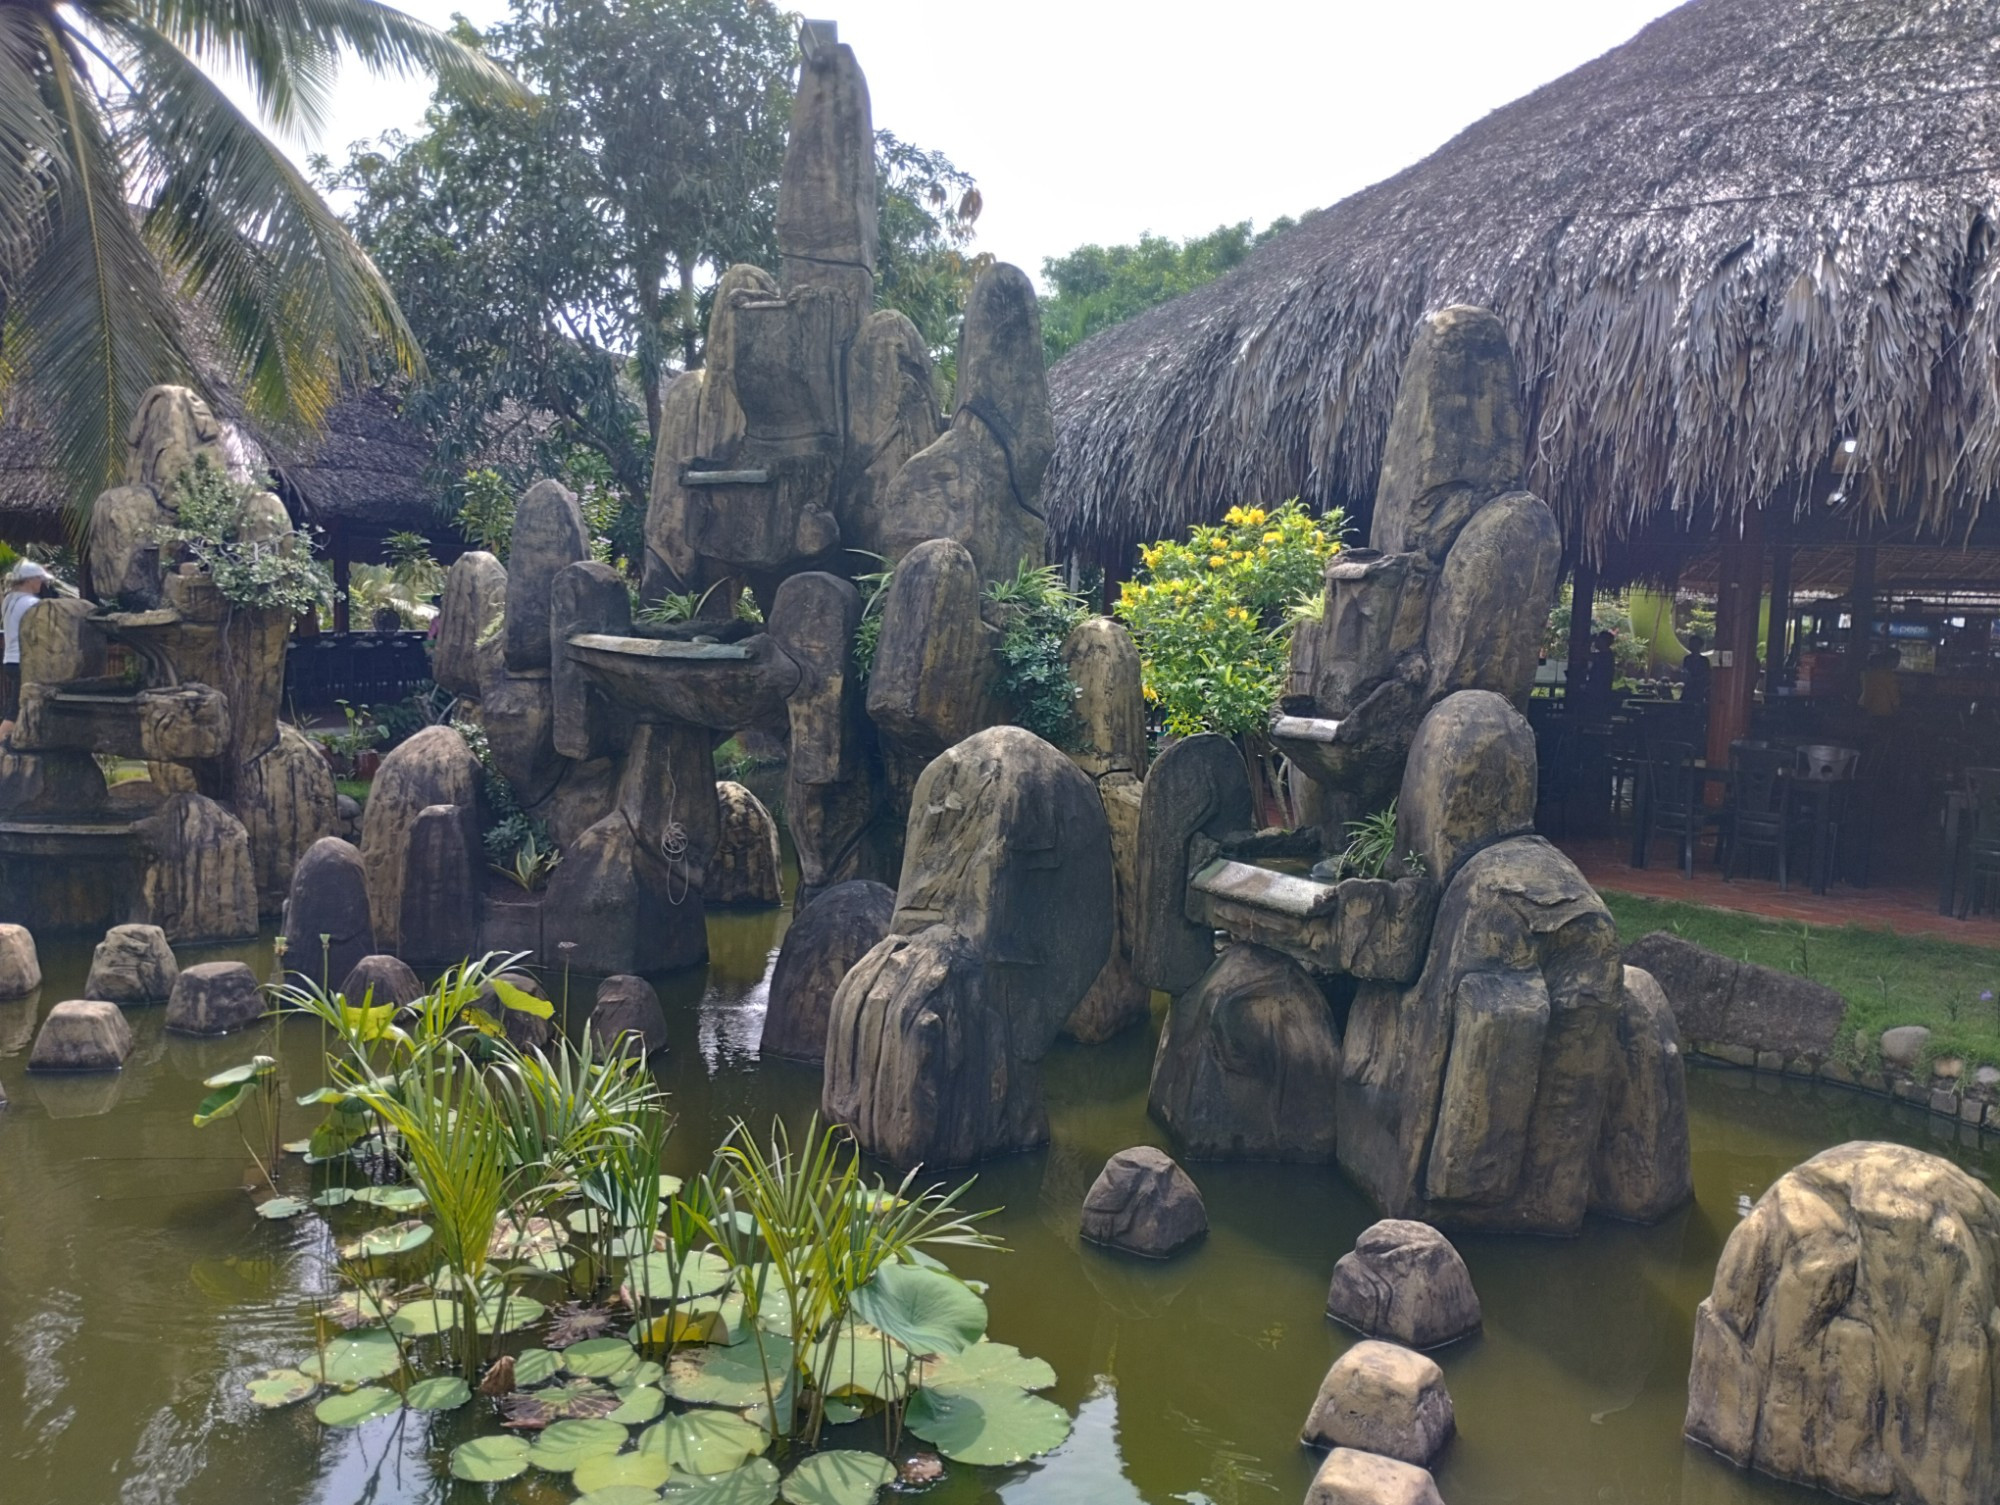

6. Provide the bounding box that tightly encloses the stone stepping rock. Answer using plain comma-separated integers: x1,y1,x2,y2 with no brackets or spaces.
1326,1220,1481,1349
85,924,177,1005
588,974,667,1058
1305,1447,1445,1505
30,1000,134,1071
0,923,41,998
165,962,265,1037
1302,1340,1454,1466
340,955,423,1011
1079,1147,1207,1258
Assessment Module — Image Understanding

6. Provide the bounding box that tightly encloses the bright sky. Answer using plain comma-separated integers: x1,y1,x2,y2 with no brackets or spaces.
299,0,1688,286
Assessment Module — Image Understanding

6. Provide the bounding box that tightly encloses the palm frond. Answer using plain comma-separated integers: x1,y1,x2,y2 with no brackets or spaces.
0,11,73,268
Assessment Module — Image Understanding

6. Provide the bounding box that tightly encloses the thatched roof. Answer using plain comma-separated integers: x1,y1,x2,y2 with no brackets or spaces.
272,389,435,530
1046,0,2000,571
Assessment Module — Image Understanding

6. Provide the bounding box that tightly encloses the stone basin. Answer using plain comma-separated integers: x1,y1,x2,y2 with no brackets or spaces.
1188,857,1436,984
0,819,141,933
566,631,798,732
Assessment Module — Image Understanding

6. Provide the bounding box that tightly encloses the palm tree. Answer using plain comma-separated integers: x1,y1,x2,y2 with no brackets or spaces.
0,0,524,530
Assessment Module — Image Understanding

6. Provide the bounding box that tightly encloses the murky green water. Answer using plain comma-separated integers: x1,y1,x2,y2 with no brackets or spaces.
0,897,1974,1505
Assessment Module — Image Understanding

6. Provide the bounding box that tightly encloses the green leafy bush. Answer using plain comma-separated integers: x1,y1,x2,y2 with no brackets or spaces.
455,468,514,559
984,563,1088,748
453,719,553,871
156,456,330,615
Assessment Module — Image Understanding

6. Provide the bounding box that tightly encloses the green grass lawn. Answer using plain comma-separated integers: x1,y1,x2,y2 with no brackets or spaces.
1601,891,2000,1070
336,778,370,808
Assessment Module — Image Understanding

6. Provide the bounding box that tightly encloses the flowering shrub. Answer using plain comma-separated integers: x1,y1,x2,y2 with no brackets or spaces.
156,457,329,615
1115,501,1343,737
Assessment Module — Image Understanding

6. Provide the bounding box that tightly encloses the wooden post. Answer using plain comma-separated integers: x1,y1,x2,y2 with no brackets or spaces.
1766,531,1792,690
1848,540,1877,683
1706,506,1765,774
331,519,351,636
1565,558,1597,701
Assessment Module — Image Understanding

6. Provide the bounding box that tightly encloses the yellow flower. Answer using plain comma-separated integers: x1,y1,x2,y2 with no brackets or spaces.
1244,508,1267,526
1143,684,1159,703
1209,555,1227,569
1262,531,1282,545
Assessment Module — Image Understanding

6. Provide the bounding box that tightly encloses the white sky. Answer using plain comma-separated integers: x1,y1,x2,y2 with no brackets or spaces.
295,0,1687,286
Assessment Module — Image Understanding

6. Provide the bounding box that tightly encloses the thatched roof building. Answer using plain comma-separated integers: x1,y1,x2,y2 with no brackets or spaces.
1046,0,2000,578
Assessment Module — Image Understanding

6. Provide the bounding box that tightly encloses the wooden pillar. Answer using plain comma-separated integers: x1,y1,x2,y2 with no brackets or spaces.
1848,540,1877,682
1707,506,1765,770
1766,535,1792,690
1565,558,1597,701
331,520,351,636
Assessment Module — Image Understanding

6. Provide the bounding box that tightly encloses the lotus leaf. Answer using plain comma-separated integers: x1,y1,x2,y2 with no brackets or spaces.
491,975,554,1018
638,1410,768,1475
451,1434,532,1482
255,1196,308,1220
658,1459,780,1504
353,1185,426,1212
779,1451,897,1505
631,1249,731,1303
657,1175,684,1199
915,1341,1056,1392
245,1368,315,1408
625,1361,666,1389
314,1386,402,1427
530,1417,630,1472
304,1328,402,1384
568,1206,606,1236
341,1219,432,1262
565,1337,641,1379
296,1086,353,1107
311,1188,355,1208
509,1377,620,1422
609,1385,666,1424
606,1229,655,1259
194,1079,255,1127
850,1263,985,1359
572,1451,671,1494
404,1375,471,1411
806,1324,909,1402
489,1216,566,1260
203,1056,277,1088
388,1298,458,1337
325,1288,398,1327
577,1489,665,1505
548,1302,619,1348
475,1293,546,1334
515,1347,562,1385
306,1109,369,1161
517,1247,574,1275
666,1335,795,1410
282,1138,313,1155
903,1381,1071,1466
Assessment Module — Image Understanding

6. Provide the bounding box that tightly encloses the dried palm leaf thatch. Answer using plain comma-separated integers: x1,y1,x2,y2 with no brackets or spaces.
1048,0,2000,570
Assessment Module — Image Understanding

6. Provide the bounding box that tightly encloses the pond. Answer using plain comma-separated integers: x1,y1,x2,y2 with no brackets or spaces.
0,895,1974,1505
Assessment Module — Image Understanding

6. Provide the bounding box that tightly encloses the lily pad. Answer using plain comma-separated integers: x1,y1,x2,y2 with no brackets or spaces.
504,1377,621,1424
515,1346,562,1385
311,1187,356,1208
340,1219,432,1261
631,1249,732,1303
303,1328,402,1384
388,1298,459,1337
779,1451,897,1505
903,1381,1071,1466
530,1417,630,1472
204,1056,278,1088
625,1360,666,1389
657,1174,684,1199
573,1451,670,1494
667,1335,795,1409
490,1215,566,1261
638,1410,768,1475
325,1288,398,1328
916,1340,1056,1392
564,1336,640,1379
404,1375,471,1411
195,1076,256,1125
567,1206,606,1236
805,1324,909,1402
451,1434,532,1482
609,1385,665,1424
314,1385,401,1427
255,1196,309,1220
821,1399,863,1426
578,1489,666,1505
850,1262,985,1358
474,1292,546,1334
658,1458,780,1504
245,1367,315,1408
353,1185,427,1212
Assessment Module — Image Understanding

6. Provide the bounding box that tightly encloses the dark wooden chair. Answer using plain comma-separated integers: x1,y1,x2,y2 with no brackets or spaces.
1965,768,2000,916
1723,745,1795,888
1637,739,1716,878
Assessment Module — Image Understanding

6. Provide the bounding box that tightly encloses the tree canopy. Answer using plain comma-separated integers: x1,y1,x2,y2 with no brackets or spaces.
1038,218,1298,366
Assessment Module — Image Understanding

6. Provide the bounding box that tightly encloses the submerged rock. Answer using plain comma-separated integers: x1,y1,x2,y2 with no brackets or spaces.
709,781,784,905
339,955,423,1011
1591,965,1693,1222
165,961,265,1036
1078,1147,1207,1258
0,924,41,998
1325,1220,1481,1350
84,923,178,1005
1302,1340,1454,1466
761,880,895,1063
1305,1449,1446,1505
30,1000,134,1071
589,974,668,1058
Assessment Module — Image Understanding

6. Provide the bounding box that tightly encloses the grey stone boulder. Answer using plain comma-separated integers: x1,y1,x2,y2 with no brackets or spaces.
165,961,265,1036
477,969,553,1053
1066,771,1151,1044
359,726,481,952
432,550,507,699
1063,617,1147,779
1301,1340,1454,1466
549,559,633,761
1079,1147,1207,1258
397,804,478,967
761,880,895,1063
1134,733,1255,996
282,837,376,988
504,479,589,672
709,780,783,905
0,924,41,998
589,974,668,1058
340,955,423,1011
134,792,257,942
1305,1449,1446,1505
539,812,708,977
1880,1024,1932,1071
85,923,178,1004
1149,943,1340,1162
1590,965,1693,1222
235,724,339,915
1394,689,1537,885
1326,1220,1481,1349
1687,1142,2000,1505
30,1000,134,1071
1622,929,1845,1063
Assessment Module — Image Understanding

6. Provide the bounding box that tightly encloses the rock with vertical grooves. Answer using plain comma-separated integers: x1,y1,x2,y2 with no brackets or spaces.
1394,690,1538,886
864,538,993,759
358,726,481,951
539,813,707,977
397,804,479,967
282,837,377,989
550,559,634,761
1590,965,1693,1222
588,974,668,1058
709,781,783,906
165,961,266,1036
1301,1340,1455,1466
1134,734,1256,996
761,880,894,1063
1305,1449,1446,1505
840,308,941,558
340,955,423,1011
503,479,589,672
776,36,876,305
1325,1221,1482,1349
0,924,41,999
30,1000,134,1071
479,666,566,809
433,551,507,699
1063,618,1147,779
134,793,257,942
1066,771,1150,1043
85,923,178,1004
1079,1147,1207,1257
235,724,339,915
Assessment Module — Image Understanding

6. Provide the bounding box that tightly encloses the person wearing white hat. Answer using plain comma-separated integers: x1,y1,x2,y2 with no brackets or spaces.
1,559,50,740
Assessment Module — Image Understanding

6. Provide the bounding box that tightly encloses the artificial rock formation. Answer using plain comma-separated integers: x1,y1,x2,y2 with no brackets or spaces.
134,793,257,942
340,955,422,1011
1149,943,1340,1162
709,781,783,905
236,725,339,914
397,804,479,967
1686,1142,2000,1505
165,961,265,1036
760,879,895,1063
1302,1340,1455,1467
282,837,376,987
1591,965,1694,1222
1078,1146,1208,1258
1622,929,1846,1064
1305,1450,1446,1505
30,1000,134,1071
823,726,1113,1166
358,727,481,953
589,974,669,1058
540,812,707,976
1325,1220,1482,1349
1135,734,1257,996
0,925,41,998
433,551,507,698
85,923,178,1005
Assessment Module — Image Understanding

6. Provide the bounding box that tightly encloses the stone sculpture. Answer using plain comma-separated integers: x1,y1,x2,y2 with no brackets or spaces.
1305,1449,1446,1505
1078,1147,1208,1257
1687,1141,2000,1505
340,955,422,1010
589,974,669,1058
1302,1340,1455,1466
282,837,376,987
709,781,783,905
822,725,1112,1166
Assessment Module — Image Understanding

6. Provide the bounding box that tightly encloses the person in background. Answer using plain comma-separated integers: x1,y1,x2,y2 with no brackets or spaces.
372,605,403,634
1,559,51,741
1858,644,1902,718
1680,632,1711,713
1582,629,1618,707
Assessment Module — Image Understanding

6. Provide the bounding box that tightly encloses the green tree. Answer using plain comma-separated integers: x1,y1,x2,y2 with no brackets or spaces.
1039,217,1298,364
0,0,519,527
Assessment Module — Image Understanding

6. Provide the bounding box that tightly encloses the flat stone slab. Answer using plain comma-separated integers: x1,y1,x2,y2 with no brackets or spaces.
1190,857,1339,919
567,633,755,661
30,1000,134,1071
1186,862,1435,984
